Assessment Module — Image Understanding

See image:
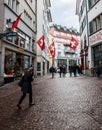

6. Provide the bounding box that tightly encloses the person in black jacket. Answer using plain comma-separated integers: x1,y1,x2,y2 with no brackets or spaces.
17,67,34,109
49,65,55,78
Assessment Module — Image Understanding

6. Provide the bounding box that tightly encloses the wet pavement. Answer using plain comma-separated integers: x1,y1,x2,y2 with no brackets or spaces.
0,73,102,130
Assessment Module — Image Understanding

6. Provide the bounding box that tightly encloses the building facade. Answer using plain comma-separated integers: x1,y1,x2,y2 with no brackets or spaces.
0,0,53,85
50,25,80,72
36,0,52,76
0,0,37,85
76,0,89,74
88,0,102,72
76,0,102,75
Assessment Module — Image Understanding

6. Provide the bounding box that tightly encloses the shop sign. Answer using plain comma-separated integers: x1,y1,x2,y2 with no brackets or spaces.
89,30,102,45
18,47,24,52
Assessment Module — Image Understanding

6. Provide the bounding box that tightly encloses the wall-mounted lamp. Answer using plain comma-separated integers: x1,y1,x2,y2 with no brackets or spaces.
0,18,18,39
6,18,12,30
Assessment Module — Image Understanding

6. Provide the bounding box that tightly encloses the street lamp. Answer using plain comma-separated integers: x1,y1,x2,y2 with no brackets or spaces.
6,18,12,31
0,18,18,39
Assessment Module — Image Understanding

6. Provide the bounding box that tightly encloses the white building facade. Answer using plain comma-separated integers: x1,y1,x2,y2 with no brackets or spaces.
50,25,80,72
0,0,37,85
76,0,89,74
88,0,102,72
76,0,102,76
36,0,52,76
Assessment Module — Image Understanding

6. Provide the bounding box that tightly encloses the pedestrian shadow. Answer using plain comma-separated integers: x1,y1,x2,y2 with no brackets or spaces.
10,107,30,121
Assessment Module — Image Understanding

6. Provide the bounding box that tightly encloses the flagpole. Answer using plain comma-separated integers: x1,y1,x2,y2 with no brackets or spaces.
52,57,54,66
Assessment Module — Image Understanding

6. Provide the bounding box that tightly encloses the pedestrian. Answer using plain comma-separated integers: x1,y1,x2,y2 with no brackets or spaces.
62,65,66,77
59,64,63,77
17,67,34,109
73,63,77,77
69,65,73,77
49,65,55,78
78,64,83,75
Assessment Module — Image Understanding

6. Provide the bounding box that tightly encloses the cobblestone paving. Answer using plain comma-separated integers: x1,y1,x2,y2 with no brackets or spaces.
0,74,102,130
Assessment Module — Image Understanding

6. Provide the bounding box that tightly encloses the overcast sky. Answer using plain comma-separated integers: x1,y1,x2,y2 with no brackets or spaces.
50,0,79,31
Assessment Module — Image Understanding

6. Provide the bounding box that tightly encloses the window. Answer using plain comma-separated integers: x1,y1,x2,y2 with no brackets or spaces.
96,16,101,30
33,21,36,32
24,10,32,27
16,1,19,13
58,52,61,57
25,36,30,50
14,36,19,45
101,14,102,28
81,40,83,50
7,0,19,13
88,0,99,9
89,13,102,35
93,20,97,32
8,0,13,7
88,0,93,9
12,0,15,10
23,56,30,69
80,0,85,15
32,39,35,52
80,16,86,34
84,35,87,47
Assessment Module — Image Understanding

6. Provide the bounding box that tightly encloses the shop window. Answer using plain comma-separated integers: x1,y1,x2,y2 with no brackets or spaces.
14,36,19,45
4,50,16,75
6,36,13,42
20,38,25,48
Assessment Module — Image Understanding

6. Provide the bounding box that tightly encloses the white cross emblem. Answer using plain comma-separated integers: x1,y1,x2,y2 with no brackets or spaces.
71,41,76,47
40,39,43,46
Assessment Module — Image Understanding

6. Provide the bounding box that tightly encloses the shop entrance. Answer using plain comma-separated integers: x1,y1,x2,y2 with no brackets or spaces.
14,53,23,77
4,49,30,78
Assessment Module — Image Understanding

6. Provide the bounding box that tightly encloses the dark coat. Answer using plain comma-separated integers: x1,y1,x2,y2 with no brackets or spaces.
21,72,33,93
49,66,55,73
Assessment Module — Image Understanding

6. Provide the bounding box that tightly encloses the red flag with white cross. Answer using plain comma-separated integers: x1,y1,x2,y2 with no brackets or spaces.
70,37,79,50
36,35,45,50
48,42,55,58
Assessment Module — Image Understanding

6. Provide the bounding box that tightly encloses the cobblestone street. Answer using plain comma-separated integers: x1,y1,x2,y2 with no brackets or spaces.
0,74,102,130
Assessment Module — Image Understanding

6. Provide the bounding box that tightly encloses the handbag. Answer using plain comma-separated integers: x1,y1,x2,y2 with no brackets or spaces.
18,76,24,87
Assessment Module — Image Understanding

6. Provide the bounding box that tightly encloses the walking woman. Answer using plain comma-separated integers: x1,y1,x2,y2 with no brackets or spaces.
17,67,34,109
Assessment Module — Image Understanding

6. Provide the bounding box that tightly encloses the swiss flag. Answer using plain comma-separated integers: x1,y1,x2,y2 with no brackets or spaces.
48,42,55,58
11,13,22,31
36,35,45,50
70,37,79,50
